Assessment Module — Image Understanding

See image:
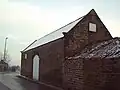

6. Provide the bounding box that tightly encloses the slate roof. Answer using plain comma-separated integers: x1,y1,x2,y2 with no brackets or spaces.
68,38,120,59
23,16,84,52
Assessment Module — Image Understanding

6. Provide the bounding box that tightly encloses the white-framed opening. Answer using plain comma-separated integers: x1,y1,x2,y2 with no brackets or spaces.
89,23,96,32
33,55,40,80
24,54,27,59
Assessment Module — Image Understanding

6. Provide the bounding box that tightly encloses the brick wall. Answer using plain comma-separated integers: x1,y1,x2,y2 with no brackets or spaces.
84,58,120,90
64,19,88,57
21,38,64,87
64,9,112,58
88,11,112,44
63,10,112,90
63,57,84,90
63,57,120,90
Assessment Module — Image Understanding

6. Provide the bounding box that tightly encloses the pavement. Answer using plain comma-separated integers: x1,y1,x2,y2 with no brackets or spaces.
0,72,61,90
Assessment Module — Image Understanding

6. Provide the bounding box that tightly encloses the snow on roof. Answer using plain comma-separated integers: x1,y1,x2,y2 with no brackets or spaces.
23,16,84,52
70,38,120,59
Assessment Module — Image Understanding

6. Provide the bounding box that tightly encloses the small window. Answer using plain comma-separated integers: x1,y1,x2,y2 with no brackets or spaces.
25,54,27,59
89,23,96,32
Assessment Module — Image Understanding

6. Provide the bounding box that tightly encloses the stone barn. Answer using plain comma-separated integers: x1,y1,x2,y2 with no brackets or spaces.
21,9,116,90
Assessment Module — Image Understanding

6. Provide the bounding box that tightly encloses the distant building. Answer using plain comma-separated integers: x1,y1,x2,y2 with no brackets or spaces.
10,65,20,72
21,9,120,90
0,60,8,72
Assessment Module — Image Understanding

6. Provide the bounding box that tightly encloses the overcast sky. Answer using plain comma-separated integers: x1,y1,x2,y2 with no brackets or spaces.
0,0,120,65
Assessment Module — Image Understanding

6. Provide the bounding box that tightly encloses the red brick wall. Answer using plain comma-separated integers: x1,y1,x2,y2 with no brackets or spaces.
21,38,64,87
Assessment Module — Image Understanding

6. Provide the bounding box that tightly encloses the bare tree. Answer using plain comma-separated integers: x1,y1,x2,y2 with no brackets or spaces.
0,51,11,64
4,50,11,65
0,52,3,60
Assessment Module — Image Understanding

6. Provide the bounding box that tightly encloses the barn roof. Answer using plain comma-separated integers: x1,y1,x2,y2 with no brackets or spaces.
68,38,120,59
23,16,84,52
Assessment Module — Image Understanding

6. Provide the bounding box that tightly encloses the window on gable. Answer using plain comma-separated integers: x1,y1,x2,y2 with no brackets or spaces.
89,23,96,32
24,54,27,59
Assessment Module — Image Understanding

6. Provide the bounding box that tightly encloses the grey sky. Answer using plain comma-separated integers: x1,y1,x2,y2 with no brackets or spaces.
0,0,120,65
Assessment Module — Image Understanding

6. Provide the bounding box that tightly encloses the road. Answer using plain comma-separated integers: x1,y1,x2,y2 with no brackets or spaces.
0,81,11,90
0,72,61,90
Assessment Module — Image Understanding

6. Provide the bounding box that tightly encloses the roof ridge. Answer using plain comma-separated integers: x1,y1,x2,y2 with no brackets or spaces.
37,16,84,41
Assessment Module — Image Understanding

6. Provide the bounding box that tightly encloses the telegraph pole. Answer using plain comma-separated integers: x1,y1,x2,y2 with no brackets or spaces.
3,37,8,61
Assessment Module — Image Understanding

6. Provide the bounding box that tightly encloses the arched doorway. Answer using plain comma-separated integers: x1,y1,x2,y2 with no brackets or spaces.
33,55,39,80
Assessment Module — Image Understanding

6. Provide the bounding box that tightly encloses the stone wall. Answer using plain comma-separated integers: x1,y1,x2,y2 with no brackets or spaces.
84,58,106,90
64,9,112,58
88,10,112,44
63,10,112,90
84,58,120,90
63,57,84,90
63,57,120,90
64,18,88,57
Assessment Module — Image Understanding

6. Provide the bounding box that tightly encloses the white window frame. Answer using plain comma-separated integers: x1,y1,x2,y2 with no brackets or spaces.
25,54,27,59
89,23,96,32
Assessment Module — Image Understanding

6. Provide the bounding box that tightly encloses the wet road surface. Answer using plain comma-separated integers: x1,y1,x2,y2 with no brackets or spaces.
0,82,11,90
0,72,60,90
